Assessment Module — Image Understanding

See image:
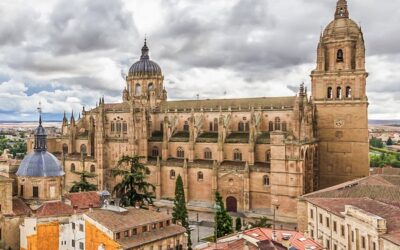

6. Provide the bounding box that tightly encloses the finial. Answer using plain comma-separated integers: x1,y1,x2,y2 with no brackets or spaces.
335,0,349,19
37,101,42,125
141,35,150,60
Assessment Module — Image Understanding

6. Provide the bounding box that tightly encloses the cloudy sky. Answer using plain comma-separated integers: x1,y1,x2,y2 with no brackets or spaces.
0,0,399,121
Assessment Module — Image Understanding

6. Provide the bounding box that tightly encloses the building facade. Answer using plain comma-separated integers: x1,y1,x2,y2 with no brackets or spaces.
28,0,369,220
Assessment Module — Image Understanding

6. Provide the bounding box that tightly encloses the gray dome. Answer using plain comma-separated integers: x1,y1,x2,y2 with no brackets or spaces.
16,151,64,177
128,40,162,77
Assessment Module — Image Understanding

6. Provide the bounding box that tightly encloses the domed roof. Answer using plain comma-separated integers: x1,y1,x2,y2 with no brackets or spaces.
323,18,361,39
16,114,64,177
128,39,162,77
16,151,64,177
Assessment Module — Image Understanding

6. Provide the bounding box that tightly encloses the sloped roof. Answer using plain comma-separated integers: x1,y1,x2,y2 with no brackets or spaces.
35,201,74,218
64,191,102,211
11,197,31,216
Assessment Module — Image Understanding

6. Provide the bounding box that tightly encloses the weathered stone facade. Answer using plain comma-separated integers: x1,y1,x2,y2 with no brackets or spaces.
27,0,369,221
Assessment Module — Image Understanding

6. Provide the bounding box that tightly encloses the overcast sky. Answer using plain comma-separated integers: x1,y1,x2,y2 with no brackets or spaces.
0,0,399,121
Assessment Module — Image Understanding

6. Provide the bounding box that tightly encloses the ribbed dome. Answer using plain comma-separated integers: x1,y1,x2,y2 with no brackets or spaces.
16,151,64,177
323,18,361,39
128,40,162,77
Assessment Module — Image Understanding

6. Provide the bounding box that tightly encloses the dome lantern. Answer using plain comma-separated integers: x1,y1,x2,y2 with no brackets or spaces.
128,39,162,77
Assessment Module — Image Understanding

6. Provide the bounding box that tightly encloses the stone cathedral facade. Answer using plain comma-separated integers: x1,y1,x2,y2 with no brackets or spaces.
29,0,369,221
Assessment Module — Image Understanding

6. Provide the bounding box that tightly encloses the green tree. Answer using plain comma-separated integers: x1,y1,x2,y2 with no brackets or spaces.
111,155,155,207
172,175,192,250
387,137,394,146
249,217,271,228
214,191,233,239
370,137,384,148
235,217,242,231
70,171,97,192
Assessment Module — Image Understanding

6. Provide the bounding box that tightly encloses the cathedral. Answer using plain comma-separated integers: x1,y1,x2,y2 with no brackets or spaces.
29,0,369,221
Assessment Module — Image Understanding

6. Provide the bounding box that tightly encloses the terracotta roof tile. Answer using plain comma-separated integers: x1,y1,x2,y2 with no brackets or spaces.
10,197,31,216
35,201,74,218
64,191,101,211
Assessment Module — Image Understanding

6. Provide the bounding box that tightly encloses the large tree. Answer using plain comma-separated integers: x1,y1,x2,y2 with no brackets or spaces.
214,191,233,239
70,171,97,193
111,155,155,207
172,175,192,250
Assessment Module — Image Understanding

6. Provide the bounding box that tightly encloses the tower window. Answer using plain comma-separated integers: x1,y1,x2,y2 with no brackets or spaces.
122,122,128,133
183,121,189,132
282,121,287,132
135,83,141,96
263,175,270,186
152,147,159,157
197,171,204,181
266,150,271,162
337,49,344,62
269,121,274,132
71,163,76,172
337,87,342,99
233,149,242,161
346,86,352,98
148,83,154,92
327,87,333,99
274,117,281,131
170,170,176,179
177,147,185,158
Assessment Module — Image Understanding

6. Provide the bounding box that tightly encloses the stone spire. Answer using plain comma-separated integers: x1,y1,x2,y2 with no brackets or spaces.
335,0,349,19
34,106,47,152
140,37,150,60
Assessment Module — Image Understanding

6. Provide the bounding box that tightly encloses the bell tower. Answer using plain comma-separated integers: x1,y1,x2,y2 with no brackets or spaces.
311,0,369,188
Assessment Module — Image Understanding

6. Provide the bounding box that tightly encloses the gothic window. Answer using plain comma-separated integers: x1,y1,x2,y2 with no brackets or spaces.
80,144,87,156
197,171,204,181
337,49,344,62
269,121,274,132
327,87,333,99
62,144,68,154
238,121,244,132
266,150,271,162
337,87,342,99
148,83,154,92
116,122,122,132
122,122,128,134
204,148,212,160
275,117,281,131
282,121,287,132
135,83,141,96
177,147,185,158
263,175,270,186
209,122,213,131
152,147,159,157
244,122,249,132
170,170,176,179
346,86,352,98
233,149,242,161
183,121,189,132
71,163,76,172
213,118,218,132
111,122,115,133
90,165,95,173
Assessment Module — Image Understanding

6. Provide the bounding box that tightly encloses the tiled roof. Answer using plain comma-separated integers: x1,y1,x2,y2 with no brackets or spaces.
10,197,31,216
306,197,400,245
117,224,186,249
85,207,171,232
199,239,259,250
64,191,101,211
35,201,74,218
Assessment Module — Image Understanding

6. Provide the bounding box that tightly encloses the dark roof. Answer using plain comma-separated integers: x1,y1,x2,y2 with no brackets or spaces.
129,40,162,77
11,197,31,216
35,201,74,218
16,151,65,177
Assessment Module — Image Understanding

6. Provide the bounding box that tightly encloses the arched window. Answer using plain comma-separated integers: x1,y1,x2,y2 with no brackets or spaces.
233,149,242,161
337,49,344,62
275,117,281,131
160,122,164,132
177,147,185,158
80,144,87,156
213,118,218,132
170,170,176,179
90,165,95,173
282,121,287,132
327,87,333,99
266,150,271,162
197,171,204,181
263,175,270,186
116,121,122,132
244,122,249,132
337,87,342,99
346,86,352,98
183,121,189,132
152,147,159,157
204,148,212,160
122,122,128,133
238,121,244,132
269,121,274,132
71,163,76,172
135,83,141,96
111,122,115,133
62,144,68,154
148,83,154,92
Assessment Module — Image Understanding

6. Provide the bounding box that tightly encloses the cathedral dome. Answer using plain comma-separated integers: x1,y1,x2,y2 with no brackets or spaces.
16,115,64,177
323,18,361,39
128,40,162,77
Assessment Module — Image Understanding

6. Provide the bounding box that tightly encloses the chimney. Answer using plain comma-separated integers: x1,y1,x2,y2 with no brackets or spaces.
89,203,93,212
73,205,78,214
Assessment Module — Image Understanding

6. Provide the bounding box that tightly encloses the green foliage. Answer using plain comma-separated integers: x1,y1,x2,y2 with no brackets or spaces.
235,217,242,232
111,155,155,207
387,137,394,146
70,171,97,193
249,217,272,228
172,175,192,250
370,137,384,148
370,151,400,168
0,138,27,158
214,191,233,239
